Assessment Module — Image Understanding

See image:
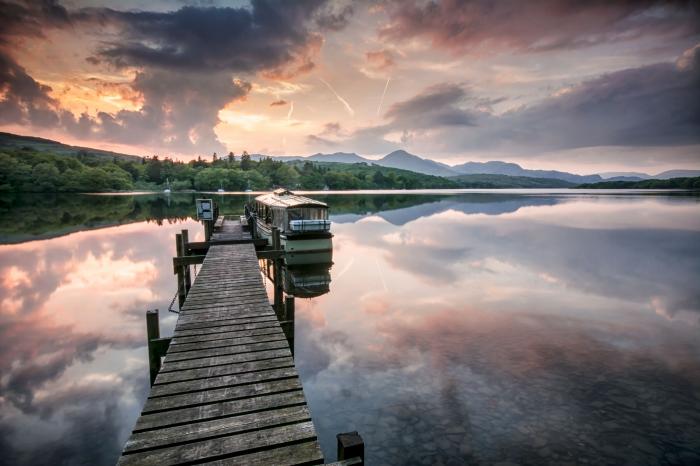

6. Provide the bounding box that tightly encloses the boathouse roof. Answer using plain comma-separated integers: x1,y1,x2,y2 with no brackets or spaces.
255,189,328,208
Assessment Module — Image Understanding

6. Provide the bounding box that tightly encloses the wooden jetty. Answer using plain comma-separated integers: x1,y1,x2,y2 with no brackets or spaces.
116,214,364,465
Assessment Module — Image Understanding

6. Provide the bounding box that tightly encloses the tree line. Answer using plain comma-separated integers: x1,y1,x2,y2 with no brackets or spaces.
0,147,459,192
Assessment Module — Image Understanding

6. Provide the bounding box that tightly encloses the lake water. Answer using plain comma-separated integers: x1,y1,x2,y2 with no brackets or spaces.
1,191,699,465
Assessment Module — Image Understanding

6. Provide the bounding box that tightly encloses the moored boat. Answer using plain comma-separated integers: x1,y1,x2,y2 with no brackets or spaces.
249,189,332,264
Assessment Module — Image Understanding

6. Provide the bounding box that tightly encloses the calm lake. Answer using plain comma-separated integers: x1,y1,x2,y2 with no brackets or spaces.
0,191,699,466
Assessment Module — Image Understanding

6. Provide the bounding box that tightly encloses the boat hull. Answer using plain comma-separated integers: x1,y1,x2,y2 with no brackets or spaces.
255,218,333,266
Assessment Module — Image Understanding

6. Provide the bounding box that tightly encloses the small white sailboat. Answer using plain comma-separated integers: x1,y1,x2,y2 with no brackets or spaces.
164,178,171,194
244,180,252,193
217,181,225,193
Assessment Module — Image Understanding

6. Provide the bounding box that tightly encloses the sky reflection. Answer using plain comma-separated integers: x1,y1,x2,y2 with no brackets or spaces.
0,218,202,465
295,193,700,465
0,193,699,465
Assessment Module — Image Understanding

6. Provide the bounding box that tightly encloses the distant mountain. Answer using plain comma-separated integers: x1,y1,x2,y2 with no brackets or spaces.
374,150,457,177
452,160,602,184
449,174,575,188
0,131,141,162
250,152,369,164
598,171,651,179
307,152,367,164
605,176,646,182
598,170,700,180
654,169,700,179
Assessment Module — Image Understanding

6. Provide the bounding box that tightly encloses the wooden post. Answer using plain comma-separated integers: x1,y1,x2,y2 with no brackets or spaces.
271,226,280,250
337,431,364,465
175,233,186,308
204,219,213,242
271,226,284,314
146,309,160,386
181,229,191,292
284,296,295,357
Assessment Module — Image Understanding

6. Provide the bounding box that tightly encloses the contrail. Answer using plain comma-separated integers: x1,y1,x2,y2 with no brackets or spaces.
287,101,294,120
376,77,391,116
334,257,355,281
374,258,388,292
319,78,355,116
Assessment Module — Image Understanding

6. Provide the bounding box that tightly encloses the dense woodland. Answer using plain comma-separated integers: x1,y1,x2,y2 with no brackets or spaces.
577,178,700,189
0,146,459,192
2,145,699,192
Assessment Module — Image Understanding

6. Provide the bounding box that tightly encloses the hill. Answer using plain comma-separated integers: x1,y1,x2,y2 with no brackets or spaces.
373,150,457,177
577,177,700,189
0,132,141,162
449,174,575,188
451,160,602,183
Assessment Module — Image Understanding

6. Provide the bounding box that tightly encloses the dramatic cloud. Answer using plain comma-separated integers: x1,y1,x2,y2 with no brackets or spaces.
90,2,328,77
378,0,700,54
326,45,700,156
0,1,339,154
270,99,288,106
0,52,59,127
384,82,478,128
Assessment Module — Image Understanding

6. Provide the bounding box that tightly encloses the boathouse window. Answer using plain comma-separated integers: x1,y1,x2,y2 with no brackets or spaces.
287,208,328,222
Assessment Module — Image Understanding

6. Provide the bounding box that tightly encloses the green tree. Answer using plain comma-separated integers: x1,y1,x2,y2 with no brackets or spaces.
240,151,252,170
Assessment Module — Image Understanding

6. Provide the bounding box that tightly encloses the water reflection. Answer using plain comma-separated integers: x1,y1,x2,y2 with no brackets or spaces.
0,192,699,465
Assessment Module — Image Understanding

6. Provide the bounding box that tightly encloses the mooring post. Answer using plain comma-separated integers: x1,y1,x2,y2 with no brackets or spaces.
337,431,364,465
181,229,191,292
204,219,213,242
271,226,280,250
271,227,284,315
175,233,186,308
146,309,160,386
284,296,295,356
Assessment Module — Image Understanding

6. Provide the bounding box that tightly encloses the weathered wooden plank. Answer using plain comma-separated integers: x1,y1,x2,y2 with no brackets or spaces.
163,340,290,363
180,303,273,315
198,441,324,466
176,311,276,325
134,390,306,431
123,405,312,453
168,330,285,353
170,328,285,346
149,366,298,397
161,347,291,372
119,422,319,466
172,321,281,338
143,377,302,413
182,293,270,305
154,357,295,384
175,315,277,331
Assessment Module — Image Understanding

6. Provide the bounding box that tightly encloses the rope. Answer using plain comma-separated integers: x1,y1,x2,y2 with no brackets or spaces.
167,289,179,314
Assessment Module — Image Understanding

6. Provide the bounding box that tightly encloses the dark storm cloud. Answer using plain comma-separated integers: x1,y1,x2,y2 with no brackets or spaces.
0,52,59,128
379,0,700,53
88,1,329,76
384,83,479,128
1,1,340,153
0,0,70,44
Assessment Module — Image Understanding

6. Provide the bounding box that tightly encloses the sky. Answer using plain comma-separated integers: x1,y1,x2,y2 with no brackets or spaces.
0,0,699,173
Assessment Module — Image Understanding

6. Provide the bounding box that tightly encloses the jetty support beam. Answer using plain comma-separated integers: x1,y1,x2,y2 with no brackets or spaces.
146,309,171,386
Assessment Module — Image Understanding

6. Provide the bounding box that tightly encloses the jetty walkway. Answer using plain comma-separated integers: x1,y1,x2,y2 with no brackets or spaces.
116,217,325,465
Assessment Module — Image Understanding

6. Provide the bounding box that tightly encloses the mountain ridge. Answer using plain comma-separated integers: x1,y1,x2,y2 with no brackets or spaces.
2,132,697,182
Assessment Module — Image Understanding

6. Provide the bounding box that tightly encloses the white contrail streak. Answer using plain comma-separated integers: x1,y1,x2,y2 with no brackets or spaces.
376,77,391,116
319,78,355,116
287,101,294,120
374,258,388,292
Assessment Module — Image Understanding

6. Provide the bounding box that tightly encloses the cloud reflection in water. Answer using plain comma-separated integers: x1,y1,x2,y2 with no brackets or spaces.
296,194,700,465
